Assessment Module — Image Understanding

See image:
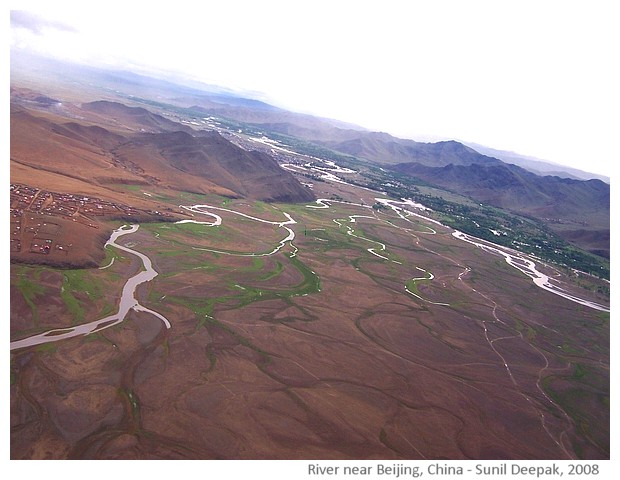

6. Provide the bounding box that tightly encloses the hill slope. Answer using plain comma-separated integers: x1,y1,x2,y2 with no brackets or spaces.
11,97,314,204
132,130,315,202
81,100,194,134
390,161,610,258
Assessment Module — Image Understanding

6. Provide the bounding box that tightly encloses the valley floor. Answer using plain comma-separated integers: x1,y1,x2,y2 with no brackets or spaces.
10,176,610,460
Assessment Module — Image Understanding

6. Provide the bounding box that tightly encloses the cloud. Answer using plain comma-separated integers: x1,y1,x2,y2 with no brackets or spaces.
10,10,78,35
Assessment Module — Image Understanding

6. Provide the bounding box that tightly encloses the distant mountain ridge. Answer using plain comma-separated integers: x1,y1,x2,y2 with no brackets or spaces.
182,85,608,183
188,100,609,184
462,142,610,183
390,161,610,258
324,136,503,167
11,54,606,181
9,58,609,258
10,96,314,204
391,162,609,216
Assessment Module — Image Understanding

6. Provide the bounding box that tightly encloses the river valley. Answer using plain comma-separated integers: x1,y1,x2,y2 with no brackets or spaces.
10,167,609,460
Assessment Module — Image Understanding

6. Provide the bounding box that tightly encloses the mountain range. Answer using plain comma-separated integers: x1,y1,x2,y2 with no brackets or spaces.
10,56,610,260
10,95,313,204
177,84,610,259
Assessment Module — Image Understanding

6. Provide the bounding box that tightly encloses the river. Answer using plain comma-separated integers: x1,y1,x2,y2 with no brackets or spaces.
10,224,171,351
11,191,608,351
308,196,609,312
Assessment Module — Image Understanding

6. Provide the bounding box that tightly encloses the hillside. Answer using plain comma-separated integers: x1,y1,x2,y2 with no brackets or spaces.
390,161,610,258
11,96,313,203
81,100,195,134
131,130,315,203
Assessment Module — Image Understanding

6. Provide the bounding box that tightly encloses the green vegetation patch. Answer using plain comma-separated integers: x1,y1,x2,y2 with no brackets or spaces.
15,271,46,324
405,277,430,296
57,268,114,325
259,260,284,281
119,387,142,432
101,244,126,265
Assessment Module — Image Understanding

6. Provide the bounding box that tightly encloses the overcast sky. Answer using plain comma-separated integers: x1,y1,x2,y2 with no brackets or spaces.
8,0,618,177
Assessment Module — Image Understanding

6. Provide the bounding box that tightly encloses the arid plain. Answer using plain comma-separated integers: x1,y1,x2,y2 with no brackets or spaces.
10,80,609,460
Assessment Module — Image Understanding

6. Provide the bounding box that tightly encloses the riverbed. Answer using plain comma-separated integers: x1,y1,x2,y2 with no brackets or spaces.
10,224,171,351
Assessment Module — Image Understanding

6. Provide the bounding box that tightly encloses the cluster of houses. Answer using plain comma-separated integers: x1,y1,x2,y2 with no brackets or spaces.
10,183,139,255
10,183,178,257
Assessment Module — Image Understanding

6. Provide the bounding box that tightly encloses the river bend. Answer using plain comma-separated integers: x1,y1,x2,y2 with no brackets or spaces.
11,224,171,351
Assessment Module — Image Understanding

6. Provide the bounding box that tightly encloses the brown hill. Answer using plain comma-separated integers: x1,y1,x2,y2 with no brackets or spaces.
11,100,314,203
134,130,315,202
10,104,140,187
50,121,127,150
81,100,194,134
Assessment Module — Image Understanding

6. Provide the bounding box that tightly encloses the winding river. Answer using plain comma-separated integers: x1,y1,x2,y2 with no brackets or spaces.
452,230,610,312
11,188,608,351
10,224,171,351
308,197,610,313
285,154,607,312
181,203,297,257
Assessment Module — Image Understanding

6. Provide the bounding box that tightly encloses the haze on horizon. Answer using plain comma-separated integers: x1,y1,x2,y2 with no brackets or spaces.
8,0,618,178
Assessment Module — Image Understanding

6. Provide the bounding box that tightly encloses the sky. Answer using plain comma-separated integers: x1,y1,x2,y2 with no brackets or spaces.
7,0,619,177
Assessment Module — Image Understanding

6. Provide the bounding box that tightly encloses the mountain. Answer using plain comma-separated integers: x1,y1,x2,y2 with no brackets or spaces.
391,162,610,216
131,130,314,203
81,100,194,134
390,161,610,258
323,136,503,167
462,142,610,183
10,96,314,204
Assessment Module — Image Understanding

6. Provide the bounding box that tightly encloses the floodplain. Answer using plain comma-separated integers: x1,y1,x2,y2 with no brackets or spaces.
10,175,609,460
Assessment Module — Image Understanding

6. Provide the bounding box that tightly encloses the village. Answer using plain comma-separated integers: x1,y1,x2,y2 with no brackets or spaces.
10,183,169,257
